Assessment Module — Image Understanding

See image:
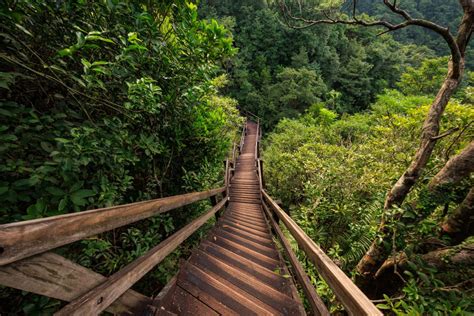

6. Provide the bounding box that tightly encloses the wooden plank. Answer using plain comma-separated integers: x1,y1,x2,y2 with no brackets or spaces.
189,251,302,314
0,252,150,315
212,230,278,259
219,224,274,246
178,263,273,316
262,190,382,316
262,202,330,316
222,214,268,230
152,275,178,307
178,270,240,316
55,197,227,316
224,215,268,230
227,211,265,222
228,198,261,205
210,233,280,271
220,219,272,240
200,240,292,292
0,187,225,266
151,275,218,316
225,211,267,226
166,286,219,316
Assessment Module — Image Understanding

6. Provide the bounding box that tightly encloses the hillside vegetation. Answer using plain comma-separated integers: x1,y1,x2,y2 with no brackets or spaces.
1,0,473,314
0,1,240,313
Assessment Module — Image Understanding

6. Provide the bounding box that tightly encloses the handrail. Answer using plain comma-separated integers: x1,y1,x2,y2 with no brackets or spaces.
56,197,228,315
239,119,247,152
257,159,263,200
0,252,150,314
262,203,329,316
0,187,225,265
0,121,247,315
262,190,381,316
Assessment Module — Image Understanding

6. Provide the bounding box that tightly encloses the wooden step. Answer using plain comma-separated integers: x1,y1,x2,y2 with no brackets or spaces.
199,241,294,295
178,263,273,315
189,251,302,313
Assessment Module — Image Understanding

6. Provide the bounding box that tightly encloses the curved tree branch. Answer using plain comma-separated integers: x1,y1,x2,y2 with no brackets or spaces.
279,0,462,75
279,0,474,287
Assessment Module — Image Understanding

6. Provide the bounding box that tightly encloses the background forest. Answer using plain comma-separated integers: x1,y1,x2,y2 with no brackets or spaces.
201,0,474,314
0,0,473,314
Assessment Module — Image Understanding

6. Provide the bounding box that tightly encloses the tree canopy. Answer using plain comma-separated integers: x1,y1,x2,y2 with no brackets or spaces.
1,0,473,314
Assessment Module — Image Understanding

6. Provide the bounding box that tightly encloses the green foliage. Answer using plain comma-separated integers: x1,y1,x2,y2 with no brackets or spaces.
398,57,449,96
199,1,422,128
267,67,327,121
263,89,474,312
0,0,241,312
378,260,473,315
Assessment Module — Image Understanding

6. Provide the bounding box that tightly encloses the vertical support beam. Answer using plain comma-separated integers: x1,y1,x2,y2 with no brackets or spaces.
223,159,229,198
262,203,330,316
210,195,219,220
232,142,236,163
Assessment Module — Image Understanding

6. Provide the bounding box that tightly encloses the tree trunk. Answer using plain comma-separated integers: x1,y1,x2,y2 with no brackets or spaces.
442,187,474,241
356,1,474,287
355,60,465,287
429,141,474,191
375,242,474,279
383,61,465,210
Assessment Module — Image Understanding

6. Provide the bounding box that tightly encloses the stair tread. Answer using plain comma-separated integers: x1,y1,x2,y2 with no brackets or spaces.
160,121,304,315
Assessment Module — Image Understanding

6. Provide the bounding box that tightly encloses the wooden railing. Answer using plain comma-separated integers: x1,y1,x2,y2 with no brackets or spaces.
250,117,382,315
254,123,381,316
0,119,380,315
262,191,381,315
0,122,248,315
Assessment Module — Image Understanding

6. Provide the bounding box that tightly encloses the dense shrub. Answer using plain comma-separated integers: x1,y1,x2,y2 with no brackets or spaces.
0,0,241,313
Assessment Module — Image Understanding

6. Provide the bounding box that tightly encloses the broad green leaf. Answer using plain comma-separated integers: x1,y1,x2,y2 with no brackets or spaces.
46,186,66,196
71,189,95,199
13,178,37,188
58,197,68,211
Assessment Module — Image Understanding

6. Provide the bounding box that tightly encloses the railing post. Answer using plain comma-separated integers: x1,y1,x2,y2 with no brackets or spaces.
262,190,382,315
223,159,229,198
210,195,219,220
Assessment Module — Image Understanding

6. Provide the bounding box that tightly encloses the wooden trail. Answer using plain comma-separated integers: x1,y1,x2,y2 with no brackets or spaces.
0,119,381,315
155,121,305,315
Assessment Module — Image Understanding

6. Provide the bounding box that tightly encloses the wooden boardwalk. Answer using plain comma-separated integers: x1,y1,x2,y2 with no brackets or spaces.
156,122,305,315
0,119,380,316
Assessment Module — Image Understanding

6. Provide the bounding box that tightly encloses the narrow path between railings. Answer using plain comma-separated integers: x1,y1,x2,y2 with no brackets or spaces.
154,121,305,315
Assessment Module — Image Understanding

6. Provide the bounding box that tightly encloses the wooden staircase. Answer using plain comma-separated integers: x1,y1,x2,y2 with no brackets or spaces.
155,122,305,315
0,119,381,316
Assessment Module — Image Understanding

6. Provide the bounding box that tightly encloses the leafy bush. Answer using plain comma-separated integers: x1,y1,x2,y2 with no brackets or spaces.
0,0,241,312
263,90,473,312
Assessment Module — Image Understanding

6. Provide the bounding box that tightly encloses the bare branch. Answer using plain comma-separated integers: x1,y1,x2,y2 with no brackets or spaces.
278,0,461,76
383,0,412,21
430,127,460,140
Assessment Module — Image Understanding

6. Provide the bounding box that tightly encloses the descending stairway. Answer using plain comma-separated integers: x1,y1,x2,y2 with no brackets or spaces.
0,119,380,315
156,122,305,315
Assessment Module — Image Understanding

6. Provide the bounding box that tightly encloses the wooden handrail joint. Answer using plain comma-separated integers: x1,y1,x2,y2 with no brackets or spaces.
55,197,228,316
262,190,381,316
0,187,225,266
